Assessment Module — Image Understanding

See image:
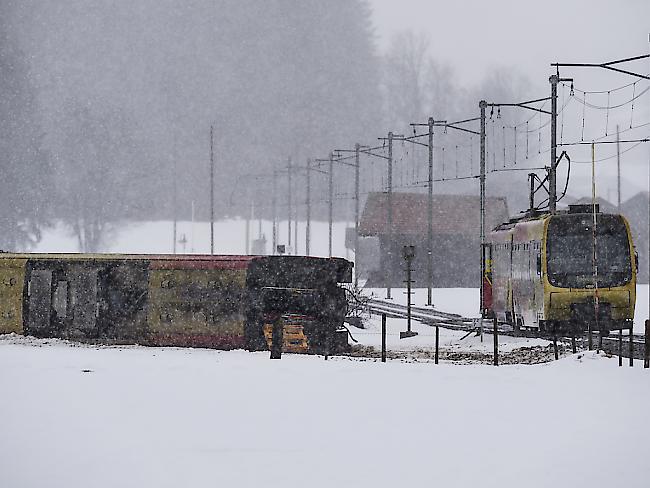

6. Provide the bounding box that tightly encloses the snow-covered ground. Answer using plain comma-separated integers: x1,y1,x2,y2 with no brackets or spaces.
3,222,648,486
1,336,648,488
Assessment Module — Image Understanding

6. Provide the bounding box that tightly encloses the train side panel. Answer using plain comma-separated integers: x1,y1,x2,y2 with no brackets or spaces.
511,219,546,328
488,216,547,328
146,264,248,349
488,227,513,323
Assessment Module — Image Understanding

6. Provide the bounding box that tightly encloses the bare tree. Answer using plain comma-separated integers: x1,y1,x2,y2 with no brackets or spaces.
0,4,52,251
55,101,147,252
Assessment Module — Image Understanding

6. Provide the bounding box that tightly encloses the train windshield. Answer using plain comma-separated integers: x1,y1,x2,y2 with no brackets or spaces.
546,214,632,288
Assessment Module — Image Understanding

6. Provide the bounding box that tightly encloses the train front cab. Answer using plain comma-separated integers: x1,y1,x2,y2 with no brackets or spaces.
540,211,636,335
484,208,637,336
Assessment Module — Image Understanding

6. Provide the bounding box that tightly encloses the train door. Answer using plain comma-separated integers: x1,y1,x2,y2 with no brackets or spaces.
532,241,544,326
26,269,53,335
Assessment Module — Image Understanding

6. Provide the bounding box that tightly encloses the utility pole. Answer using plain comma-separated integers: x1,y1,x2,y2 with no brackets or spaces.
549,75,559,213
294,194,298,255
210,125,215,255
173,145,177,254
329,152,334,257
415,115,480,307
427,118,434,306
245,201,251,254
479,101,487,317
272,164,277,254
617,125,621,211
411,118,449,306
306,158,311,256
287,157,292,254
386,131,394,299
354,143,361,288
331,145,365,283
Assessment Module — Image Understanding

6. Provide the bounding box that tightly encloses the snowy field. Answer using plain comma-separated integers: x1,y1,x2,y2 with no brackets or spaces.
3,221,649,487
1,336,649,488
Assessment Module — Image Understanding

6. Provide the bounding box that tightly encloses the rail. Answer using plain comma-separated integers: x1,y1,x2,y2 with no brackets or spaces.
366,297,647,360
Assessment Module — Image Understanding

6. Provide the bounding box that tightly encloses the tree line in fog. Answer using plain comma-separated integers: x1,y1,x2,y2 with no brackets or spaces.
0,1,531,251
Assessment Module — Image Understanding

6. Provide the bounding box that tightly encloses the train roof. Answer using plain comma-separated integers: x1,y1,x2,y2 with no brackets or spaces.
491,204,626,234
0,253,351,271
0,252,256,261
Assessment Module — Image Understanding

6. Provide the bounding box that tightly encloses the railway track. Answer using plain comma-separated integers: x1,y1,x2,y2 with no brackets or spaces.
367,298,648,360
367,298,475,330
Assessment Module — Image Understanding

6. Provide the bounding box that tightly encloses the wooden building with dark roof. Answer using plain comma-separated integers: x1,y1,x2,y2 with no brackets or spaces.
357,192,509,288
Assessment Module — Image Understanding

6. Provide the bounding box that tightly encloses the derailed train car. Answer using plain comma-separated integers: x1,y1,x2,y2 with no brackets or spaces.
0,253,352,353
483,204,637,335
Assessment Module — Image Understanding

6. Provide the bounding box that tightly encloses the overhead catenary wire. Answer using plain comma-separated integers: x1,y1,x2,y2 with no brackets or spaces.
559,138,649,147
283,58,649,231
605,90,610,136
630,82,636,127
571,141,645,163
563,76,648,95
569,85,650,109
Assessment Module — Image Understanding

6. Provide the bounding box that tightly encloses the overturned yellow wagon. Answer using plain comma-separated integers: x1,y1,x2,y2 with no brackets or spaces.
0,253,353,353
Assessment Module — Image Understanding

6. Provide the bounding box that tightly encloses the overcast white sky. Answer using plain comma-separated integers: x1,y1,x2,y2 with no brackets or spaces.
369,0,649,91
368,0,650,200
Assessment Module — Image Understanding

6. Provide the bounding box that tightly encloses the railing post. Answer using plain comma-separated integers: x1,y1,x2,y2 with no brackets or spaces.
618,328,623,367
493,317,499,366
629,325,634,367
381,313,387,363
643,319,650,368
435,326,439,365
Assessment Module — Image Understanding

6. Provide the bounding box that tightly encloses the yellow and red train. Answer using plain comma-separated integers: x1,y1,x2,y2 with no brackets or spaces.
483,204,637,335
0,253,352,353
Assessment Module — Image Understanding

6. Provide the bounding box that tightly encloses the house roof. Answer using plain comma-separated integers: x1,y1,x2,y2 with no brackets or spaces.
621,191,649,218
621,191,649,239
359,192,509,237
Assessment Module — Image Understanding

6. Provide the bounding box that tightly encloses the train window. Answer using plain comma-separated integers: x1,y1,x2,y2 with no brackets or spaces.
52,281,69,318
